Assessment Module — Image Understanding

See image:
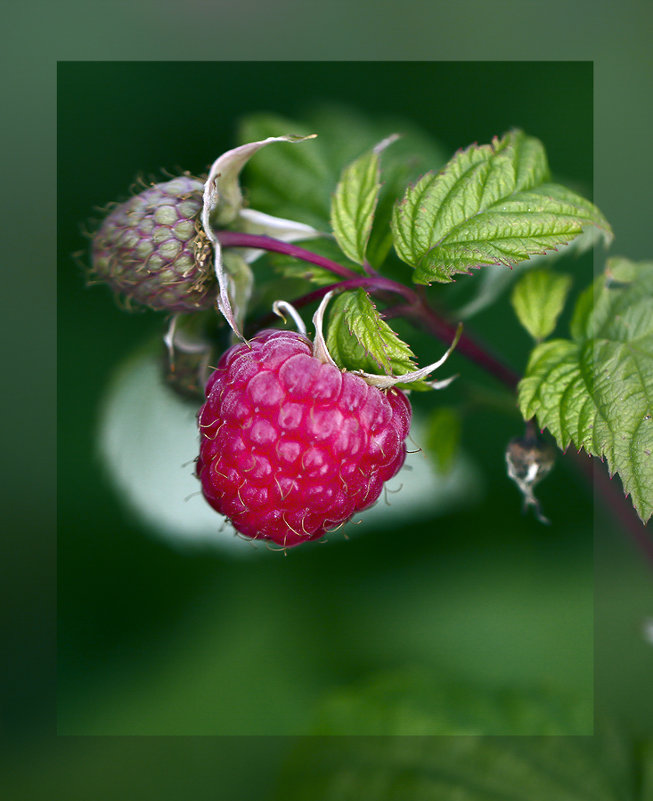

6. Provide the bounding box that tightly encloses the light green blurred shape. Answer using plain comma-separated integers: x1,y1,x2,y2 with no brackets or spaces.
313,665,591,734
274,719,639,801
97,346,482,553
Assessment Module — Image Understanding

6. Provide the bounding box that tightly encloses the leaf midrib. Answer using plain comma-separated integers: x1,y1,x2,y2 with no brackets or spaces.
409,155,490,255
431,207,591,251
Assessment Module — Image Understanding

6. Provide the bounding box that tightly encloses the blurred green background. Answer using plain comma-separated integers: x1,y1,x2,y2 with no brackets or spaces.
56,60,597,737
2,20,651,793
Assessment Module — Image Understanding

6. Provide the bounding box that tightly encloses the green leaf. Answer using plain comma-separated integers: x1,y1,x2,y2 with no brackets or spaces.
238,106,447,246
330,148,381,265
274,669,636,800
519,257,653,523
511,269,573,341
392,129,612,284
311,667,590,736
265,236,365,286
326,288,418,379
424,406,462,473
270,260,340,287
449,227,602,323
276,730,638,801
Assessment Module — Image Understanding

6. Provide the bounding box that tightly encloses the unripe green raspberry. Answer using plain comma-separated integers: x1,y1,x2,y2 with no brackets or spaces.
90,175,216,312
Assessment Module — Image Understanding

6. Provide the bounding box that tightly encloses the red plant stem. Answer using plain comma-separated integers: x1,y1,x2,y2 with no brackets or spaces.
218,230,520,388
386,300,521,391
217,231,359,281
572,450,653,569
219,229,652,563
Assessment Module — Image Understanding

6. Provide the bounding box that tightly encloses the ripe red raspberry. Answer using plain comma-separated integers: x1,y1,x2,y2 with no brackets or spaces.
196,329,412,548
90,175,216,312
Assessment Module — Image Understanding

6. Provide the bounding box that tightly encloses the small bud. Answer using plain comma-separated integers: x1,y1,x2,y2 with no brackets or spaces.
505,430,556,524
162,312,228,401
90,175,216,312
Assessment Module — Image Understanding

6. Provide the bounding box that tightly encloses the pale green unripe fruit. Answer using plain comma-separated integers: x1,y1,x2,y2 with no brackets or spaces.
91,175,216,312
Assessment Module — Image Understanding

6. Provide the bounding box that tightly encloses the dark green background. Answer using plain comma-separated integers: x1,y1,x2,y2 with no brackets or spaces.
4,6,653,794
55,59,598,737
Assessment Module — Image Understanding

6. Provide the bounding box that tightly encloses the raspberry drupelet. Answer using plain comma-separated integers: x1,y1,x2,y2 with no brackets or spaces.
196,329,412,547
90,176,215,312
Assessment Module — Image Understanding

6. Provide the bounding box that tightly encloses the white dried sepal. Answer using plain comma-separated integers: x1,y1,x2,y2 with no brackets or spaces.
352,324,462,389
272,300,307,337
221,251,254,337
212,237,242,341
312,290,462,390
373,132,401,155
235,208,324,263
425,374,458,391
201,134,317,340
310,290,339,367
163,313,211,362
203,134,316,227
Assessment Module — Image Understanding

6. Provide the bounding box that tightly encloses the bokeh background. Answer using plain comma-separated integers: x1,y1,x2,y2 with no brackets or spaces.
57,60,596,737
3,2,653,797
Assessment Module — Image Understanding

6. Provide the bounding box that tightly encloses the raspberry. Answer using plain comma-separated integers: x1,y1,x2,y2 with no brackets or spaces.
90,175,216,312
196,329,412,547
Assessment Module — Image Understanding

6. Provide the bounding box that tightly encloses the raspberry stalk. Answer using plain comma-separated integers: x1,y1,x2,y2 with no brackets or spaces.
217,230,521,391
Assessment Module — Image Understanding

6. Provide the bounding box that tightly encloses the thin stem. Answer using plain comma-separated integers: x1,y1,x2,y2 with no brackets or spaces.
245,277,408,335
388,300,521,391
220,229,653,566
221,230,519,388
571,450,653,569
216,231,359,281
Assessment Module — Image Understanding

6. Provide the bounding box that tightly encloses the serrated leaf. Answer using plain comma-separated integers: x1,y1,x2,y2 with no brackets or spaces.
330,149,380,264
326,288,418,378
392,129,612,284
424,406,462,473
519,257,653,523
511,269,573,341
239,106,447,250
452,227,601,322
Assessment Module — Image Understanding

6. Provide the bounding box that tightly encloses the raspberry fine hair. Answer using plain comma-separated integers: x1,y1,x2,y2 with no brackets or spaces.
196,329,412,548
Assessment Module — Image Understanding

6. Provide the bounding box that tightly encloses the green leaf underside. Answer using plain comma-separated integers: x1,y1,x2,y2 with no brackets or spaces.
330,149,380,265
275,668,636,800
392,130,612,284
424,407,462,473
326,289,421,384
220,251,253,331
519,258,653,523
265,237,365,286
276,728,636,801
238,113,332,229
270,261,340,286
238,107,448,245
511,269,573,341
